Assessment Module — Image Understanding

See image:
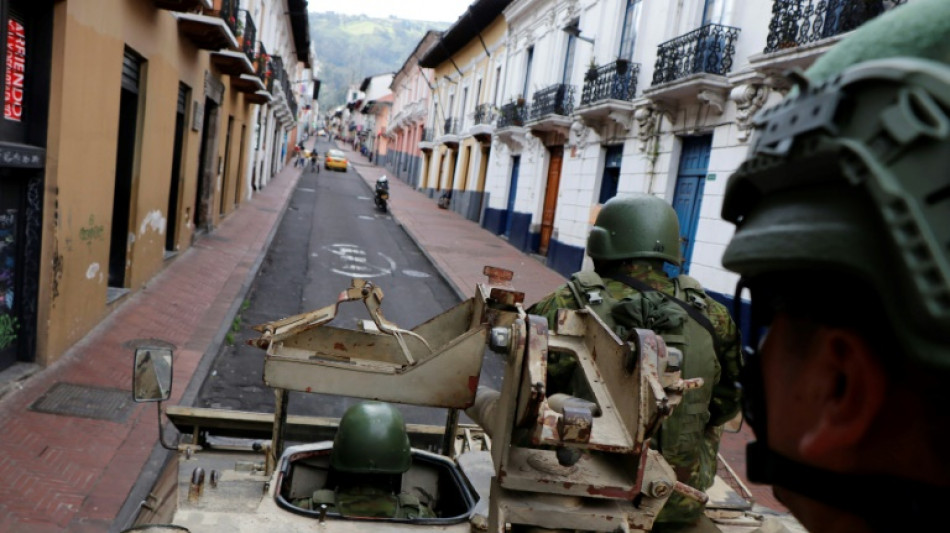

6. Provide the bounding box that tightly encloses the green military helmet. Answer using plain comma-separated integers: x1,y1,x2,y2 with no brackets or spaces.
330,401,412,474
587,194,681,265
721,0,950,368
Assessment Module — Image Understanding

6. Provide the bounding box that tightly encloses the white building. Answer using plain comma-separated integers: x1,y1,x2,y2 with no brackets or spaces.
477,0,910,303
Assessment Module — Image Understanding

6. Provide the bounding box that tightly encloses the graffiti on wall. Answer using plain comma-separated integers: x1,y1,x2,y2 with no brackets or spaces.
0,208,18,350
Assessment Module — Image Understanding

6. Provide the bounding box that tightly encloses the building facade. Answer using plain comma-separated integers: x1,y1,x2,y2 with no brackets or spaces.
468,0,908,302
385,30,439,186
0,0,309,372
418,0,511,223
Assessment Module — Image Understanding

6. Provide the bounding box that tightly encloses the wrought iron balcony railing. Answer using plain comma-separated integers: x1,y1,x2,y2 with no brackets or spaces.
239,10,256,62
215,0,240,41
529,84,575,120
474,103,495,126
764,0,906,53
270,56,283,95
256,43,269,83
651,23,740,86
443,118,460,136
497,101,528,128
581,59,641,105
281,69,297,118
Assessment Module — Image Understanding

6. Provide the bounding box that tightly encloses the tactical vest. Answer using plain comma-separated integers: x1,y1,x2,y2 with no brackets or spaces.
567,271,721,481
306,487,434,519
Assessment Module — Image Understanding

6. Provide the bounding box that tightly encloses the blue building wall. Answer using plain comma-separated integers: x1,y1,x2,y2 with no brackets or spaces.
546,239,585,278
483,207,505,235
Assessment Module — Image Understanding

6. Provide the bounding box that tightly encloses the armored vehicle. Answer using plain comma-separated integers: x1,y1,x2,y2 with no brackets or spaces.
126,267,801,533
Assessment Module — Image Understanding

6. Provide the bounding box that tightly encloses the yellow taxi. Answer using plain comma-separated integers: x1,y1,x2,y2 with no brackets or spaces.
324,149,348,172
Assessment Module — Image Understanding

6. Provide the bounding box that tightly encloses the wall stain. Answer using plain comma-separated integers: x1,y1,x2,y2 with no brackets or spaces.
79,215,104,247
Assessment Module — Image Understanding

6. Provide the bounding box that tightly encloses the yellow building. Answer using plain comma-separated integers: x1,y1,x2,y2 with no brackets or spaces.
417,0,509,222
0,0,308,371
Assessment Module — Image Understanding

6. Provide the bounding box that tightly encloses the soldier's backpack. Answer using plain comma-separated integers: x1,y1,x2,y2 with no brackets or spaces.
565,269,723,517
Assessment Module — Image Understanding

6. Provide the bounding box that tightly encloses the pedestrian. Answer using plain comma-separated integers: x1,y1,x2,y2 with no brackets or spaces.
526,193,742,531
719,1,950,532
289,402,435,518
293,143,303,168
310,150,319,173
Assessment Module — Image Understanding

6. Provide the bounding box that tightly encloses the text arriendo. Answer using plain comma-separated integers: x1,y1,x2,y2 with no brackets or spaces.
4,18,26,122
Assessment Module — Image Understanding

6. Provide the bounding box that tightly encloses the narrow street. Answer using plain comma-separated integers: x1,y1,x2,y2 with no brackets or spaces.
194,138,506,426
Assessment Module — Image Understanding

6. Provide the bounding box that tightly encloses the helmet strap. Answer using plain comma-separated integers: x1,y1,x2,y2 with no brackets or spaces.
746,440,950,531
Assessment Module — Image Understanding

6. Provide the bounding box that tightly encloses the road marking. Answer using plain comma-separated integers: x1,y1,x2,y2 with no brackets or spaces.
323,244,395,278
298,188,316,193
357,196,371,200
358,215,375,220
402,270,430,278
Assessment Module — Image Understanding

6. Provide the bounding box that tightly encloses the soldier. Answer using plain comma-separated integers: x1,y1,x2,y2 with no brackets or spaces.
527,194,742,532
720,0,950,531
293,401,435,519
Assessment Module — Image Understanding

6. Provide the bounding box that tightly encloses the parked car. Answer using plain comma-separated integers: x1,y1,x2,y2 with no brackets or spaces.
324,149,348,172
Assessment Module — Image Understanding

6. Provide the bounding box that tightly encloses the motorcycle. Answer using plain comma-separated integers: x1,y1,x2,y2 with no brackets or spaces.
374,176,389,213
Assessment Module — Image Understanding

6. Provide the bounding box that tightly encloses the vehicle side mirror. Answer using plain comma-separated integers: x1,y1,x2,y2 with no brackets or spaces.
133,347,173,402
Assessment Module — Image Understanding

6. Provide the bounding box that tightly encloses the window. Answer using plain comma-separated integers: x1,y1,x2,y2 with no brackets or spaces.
493,66,502,105
562,34,576,85
522,47,534,99
702,0,736,25
618,0,643,61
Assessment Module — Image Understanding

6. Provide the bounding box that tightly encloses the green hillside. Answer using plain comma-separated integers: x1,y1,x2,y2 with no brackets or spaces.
309,12,448,111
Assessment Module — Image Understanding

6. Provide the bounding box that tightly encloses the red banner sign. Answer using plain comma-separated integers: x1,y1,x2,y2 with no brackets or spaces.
4,18,26,122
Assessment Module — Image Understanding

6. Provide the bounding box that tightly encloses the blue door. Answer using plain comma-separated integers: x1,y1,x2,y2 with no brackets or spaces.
672,135,712,274
504,155,521,237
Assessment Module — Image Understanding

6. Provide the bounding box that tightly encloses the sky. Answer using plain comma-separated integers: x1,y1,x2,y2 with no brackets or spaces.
307,0,474,23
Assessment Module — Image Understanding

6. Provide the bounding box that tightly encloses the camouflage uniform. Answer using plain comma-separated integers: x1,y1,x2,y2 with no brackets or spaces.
527,262,742,527
293,485,435,519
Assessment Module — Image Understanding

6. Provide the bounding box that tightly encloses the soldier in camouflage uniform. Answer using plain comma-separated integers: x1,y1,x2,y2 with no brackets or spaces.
292,401,435,519
528,194,742,532
720,1,950,531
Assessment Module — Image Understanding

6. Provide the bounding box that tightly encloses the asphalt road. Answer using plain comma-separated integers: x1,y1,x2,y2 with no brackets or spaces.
194,138,504,427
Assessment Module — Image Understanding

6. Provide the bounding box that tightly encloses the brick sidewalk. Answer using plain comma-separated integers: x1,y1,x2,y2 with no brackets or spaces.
0,159,302,532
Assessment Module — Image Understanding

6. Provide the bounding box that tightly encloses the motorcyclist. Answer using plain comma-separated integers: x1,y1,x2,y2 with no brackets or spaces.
292,401,435,519
375,176,390,211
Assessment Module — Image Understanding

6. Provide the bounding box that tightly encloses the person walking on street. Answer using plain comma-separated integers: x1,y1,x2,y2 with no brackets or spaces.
310,149,319,173
719,1,950,531
527,194,742,532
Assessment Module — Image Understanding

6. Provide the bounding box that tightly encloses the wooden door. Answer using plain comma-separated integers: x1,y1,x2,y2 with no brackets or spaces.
539,146,563,255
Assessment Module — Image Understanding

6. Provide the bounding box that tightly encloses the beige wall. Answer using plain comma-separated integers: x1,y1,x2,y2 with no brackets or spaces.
38,0,256,365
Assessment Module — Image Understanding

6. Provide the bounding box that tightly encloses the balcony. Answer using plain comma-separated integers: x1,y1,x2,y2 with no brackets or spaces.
470,103,495,143
152,0,211,11
496,101,528,129
176,0,240,51
644,23,739,113
524,83,575,139
652,23,740,86
210,10,256,76
765,0,905,53
419,127,436,152
744,0,907,81
575,59,642,130
495,101,528,152
438,118,460,149
234,46,269,103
